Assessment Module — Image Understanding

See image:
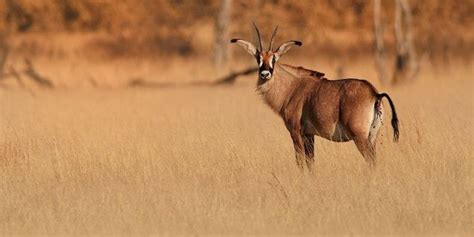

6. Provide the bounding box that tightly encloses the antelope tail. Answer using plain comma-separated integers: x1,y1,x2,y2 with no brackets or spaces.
378,93,399,142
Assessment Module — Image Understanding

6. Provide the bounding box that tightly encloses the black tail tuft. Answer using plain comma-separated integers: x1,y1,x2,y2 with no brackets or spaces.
378,93,399,142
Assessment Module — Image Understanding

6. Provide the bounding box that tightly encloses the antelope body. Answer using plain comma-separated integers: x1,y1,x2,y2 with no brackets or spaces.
231,24,399,170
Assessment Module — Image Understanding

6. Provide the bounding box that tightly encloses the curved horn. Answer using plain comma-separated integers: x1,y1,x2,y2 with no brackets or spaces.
252,22,263,52
268,25,278,51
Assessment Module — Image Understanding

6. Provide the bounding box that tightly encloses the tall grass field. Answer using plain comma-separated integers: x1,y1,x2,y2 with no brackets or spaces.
0,61,472,236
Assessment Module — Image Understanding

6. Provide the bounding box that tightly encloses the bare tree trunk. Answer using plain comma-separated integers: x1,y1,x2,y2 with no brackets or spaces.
401,0,419,80
373,0,389,84
393,0,418,84
214,0,232,71
0,33,9,77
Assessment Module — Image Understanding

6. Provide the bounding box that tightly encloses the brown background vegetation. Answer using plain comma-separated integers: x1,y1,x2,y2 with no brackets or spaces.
1,0,473,60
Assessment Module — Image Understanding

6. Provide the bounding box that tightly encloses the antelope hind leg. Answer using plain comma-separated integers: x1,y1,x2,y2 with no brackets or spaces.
353,136,376,166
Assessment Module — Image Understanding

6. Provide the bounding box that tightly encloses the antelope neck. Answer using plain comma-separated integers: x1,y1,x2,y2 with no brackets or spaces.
257,63,301,114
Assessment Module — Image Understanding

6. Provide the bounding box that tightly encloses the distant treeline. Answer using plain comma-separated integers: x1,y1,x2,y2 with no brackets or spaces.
1,0,472,58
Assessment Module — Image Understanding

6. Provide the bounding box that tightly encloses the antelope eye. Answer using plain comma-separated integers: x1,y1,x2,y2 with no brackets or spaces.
270,56,276,68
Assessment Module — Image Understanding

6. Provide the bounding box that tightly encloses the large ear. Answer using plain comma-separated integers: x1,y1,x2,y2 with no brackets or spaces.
275,40,303,56
230,39,258,56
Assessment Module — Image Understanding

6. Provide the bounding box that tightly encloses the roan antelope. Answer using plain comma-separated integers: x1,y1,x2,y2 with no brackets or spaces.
231,24,399,170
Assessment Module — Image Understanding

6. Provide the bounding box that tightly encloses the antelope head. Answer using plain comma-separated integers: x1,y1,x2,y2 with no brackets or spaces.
231,23,302,82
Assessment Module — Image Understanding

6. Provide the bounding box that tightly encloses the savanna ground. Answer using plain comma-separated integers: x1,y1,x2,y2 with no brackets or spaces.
0,57,473,236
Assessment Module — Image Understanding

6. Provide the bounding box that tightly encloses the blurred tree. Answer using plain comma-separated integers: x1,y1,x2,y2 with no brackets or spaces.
58,0,79,29
0,32,8,77
392,0,418,84
373,0,388,84
0,30,51,90
214,0,232,71
5,0,33,32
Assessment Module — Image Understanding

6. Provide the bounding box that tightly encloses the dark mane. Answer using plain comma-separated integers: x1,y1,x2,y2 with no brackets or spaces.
280,64,325,79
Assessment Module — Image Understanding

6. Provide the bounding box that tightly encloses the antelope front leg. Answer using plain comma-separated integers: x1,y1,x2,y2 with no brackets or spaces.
303,134,315,170
288,129,306,170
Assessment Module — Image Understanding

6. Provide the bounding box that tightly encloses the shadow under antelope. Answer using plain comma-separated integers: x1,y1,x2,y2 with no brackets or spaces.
231,24,399,171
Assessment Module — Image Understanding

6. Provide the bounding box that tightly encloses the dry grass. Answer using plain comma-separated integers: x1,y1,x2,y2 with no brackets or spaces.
0,60,473,236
